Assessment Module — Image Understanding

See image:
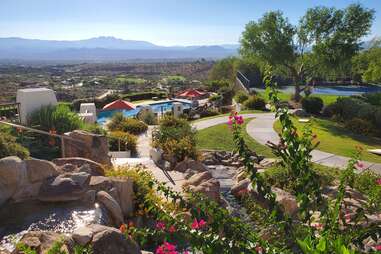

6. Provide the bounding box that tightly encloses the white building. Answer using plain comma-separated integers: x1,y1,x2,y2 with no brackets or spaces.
16,88,57,124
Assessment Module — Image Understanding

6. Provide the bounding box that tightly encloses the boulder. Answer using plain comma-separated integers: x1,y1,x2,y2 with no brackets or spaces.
235,171,247,182
111,178,134,216
63,130,111,166
25,159,59,183
89,176,114,192
53,157,105,176
273,187,298,216
13,231,73,254
96,191,124,226
174,159,207,173
182,171,213,188
91,225,141,254
189,178,221,203
231,179,251,197
72,226,94,246
38,172,91,202
0,156,27,206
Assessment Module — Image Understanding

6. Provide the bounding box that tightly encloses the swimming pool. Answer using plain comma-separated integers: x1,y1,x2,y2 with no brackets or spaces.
97,100,192,125
253,84,381,96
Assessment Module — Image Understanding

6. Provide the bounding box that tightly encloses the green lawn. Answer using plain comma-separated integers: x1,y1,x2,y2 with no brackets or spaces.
191,110,266,123
258,90,340,105
274,117,381,163
196,117,274,157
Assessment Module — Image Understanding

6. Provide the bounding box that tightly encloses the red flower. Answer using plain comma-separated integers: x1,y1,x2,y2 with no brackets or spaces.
255,246,263,254
375,245,381,251
156,242,178,254
156,221,166,231
168,225,176,233
376,178,381,186
119,224,127,234
191,219,199,229
198,219,206,228
191,219,207,230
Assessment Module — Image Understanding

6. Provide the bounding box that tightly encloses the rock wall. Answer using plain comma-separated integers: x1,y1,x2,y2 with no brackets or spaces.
63,130,111,166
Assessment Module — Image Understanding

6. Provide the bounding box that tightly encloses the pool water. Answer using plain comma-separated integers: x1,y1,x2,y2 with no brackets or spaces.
97,100,191,125
253,84,381,96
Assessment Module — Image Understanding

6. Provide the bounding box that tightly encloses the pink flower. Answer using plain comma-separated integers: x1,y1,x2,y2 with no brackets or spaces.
156,242,178,254
255,246,263,254
191,219,207,230
191,219,199,229
375,245,381,251
168,225,176,233
355,161,364,170
236,115,244,125
156,221,166,231
345,212,351,223
376,178,381,186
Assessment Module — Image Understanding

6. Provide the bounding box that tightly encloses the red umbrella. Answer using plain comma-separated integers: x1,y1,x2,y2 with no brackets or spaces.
102,99,136,110
178,89,205,98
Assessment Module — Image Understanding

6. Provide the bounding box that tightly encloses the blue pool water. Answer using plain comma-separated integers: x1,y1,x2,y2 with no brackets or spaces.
254,85,381,96
97,100,191,125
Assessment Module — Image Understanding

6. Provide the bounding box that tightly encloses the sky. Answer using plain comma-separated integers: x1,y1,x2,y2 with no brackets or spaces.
0,0,380,46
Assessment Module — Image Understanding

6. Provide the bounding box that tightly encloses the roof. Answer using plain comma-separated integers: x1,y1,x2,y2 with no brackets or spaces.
17,88,54,93
102,99,136,110
177,89,206,98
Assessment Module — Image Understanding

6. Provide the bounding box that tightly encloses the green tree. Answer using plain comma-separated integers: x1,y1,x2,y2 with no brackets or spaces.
208,57,237,82
352,39,381,83
241,4,374,101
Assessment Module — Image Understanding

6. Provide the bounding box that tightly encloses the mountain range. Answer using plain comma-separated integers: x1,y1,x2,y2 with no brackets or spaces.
0,36,239,62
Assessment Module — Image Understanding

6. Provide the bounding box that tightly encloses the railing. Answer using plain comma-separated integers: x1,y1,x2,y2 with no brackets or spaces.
236,71,250,93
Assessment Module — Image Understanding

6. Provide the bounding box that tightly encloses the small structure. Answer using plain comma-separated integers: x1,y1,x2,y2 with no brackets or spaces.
176,89,208,100
79,103,97,123
102,99,136,111
16,88,57,124
172,102,184,118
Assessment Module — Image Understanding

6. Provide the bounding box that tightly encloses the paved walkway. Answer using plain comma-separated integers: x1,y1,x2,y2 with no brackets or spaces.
193,113,381,174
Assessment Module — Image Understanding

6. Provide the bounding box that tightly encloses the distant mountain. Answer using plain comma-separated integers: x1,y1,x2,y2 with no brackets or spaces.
0,36,239,61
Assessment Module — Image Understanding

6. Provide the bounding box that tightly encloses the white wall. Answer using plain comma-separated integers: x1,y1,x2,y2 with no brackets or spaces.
16,88,57,124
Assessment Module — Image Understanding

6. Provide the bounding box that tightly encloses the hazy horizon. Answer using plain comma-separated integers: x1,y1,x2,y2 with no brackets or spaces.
0,0,380,46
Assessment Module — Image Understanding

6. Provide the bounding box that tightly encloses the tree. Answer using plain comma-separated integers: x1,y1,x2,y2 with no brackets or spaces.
208,57,237,82
352,39,381,83
240,4,374,101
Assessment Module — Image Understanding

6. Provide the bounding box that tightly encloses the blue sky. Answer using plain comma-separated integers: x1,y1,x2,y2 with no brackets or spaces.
0,0,379,46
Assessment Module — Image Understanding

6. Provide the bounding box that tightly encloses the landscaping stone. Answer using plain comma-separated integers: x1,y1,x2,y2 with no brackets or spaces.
182,171,213,188
89,176,114,192
13,231,73,254
273,187,298,216
53,157,105,176
72,226,94,246
189,178,221,203
25,158,59,183
96,191,124,226
174,158,207,173
38,172,91,202
63,130,111,166
231,179,251,197
0,156,27,206
111,178,134,216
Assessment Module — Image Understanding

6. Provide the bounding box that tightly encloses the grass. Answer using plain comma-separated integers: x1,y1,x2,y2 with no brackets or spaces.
257,90,341,105
274,116,381,163
191,110,267,123
196,117,274,157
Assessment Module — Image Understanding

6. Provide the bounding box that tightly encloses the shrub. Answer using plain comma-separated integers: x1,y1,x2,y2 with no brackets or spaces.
152,115,197,161
344,118,374,135
301,96,323,114
81,123,107,135
234,91,249,104
361,92,381,106
108,131,138,153
30,105,83,134
243,96,266,110
199,109,219,118
107,112,148,135
138,110,157,125
0,128,29,159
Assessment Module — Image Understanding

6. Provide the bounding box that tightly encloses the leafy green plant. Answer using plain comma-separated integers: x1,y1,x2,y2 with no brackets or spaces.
243,96,266,110
0,126,30,159
16,243,37,254
235,91,249,103
301,96,324,115
138,110,157,125
107,112,148,135
108,131,138,153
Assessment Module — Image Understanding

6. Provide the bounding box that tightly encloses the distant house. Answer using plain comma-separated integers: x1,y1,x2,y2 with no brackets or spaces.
176,89,208,100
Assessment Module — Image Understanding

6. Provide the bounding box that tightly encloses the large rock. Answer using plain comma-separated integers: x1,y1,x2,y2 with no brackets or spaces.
0,156,27,206
96,191,124,226
89,224,141,254
111,178,134,216
25,158,59,183
231,179,251,197
12,231,73,254
174,159,207,173
62,130,111,166
89,176,114,192
53,157,105,176
182,171,213,188
38,172,91,202
189,178,221,203
273,187,298,216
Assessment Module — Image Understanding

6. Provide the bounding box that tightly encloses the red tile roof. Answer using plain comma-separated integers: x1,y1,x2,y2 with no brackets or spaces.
102,99,136,110
177,89,206,98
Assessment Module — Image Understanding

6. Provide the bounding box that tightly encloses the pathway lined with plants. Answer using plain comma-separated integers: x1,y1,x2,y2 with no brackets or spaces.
193,113,381,174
